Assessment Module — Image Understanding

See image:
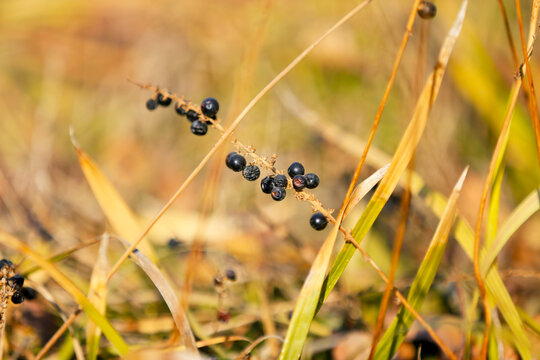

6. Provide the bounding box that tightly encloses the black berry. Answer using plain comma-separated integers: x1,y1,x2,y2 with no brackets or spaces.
305,173,320,189
225,269,236,281
186,109,200,122
292,175,307,191
310,212,328,230
21,287,37,300
201,97,220,117
167,238,182,248
11,292,24,304
273,174,288,188
190,120,208,136
226,153,246,172
288,162,305,177
417,1,436,19
261,176,275,194
271,187,286,201
175,103,187,116
8,274,24,290
0,259,12,269
157,93,172,106
146,98,158,110
242,165,261,181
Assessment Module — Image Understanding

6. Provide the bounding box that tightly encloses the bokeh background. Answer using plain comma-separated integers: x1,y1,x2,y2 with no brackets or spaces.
0,0,539,358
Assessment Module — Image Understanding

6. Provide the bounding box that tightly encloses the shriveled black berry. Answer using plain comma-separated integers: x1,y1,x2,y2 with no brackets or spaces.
186,109,199,122
201,97,220,117
8,274,24,289
271,186,286,201
242,165,260,181
157,93,172,106
175,103,187,116
305,173,320,189
21,287,37,300
226,153,246,172
310,212,328,230
261,176,275,194
292,175,307,191
11,291,24,304
288,162,305,177
225,269,236,281
190,120,208,136
273,174,287,187
417,1,436,19
146,98,158,111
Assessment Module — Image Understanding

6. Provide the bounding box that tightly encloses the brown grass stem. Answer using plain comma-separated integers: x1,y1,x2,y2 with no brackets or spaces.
36,307,82,360
497,0,520,69
514,0,540,166
106,0,372,282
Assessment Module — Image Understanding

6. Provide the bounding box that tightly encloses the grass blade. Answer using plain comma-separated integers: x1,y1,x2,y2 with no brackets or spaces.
116,237,198,353
324,0,468,300
278,211,344,360
343,164,389,219
482,187,540,276
0,230,129,355
70,130,158,263
373,168,467,359
86,234,109,359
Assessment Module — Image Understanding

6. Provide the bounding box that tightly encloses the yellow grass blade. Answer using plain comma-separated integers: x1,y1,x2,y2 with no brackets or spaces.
70,130,158,263
0,230,129,355
343,164,389,219
325,0,468,299
373,168,467,358
278,211,345,360
116,237,198,353
86,234,109,359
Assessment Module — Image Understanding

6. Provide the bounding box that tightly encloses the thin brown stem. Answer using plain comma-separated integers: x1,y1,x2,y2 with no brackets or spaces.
36,307,82,360
497,0,520,68
514,0,540,166
106,0,372,283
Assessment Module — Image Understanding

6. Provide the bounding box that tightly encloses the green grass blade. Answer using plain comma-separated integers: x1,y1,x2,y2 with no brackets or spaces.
373,168,467,359
323,0,467,301
278,212,344,360
0,230,130,355
482,187,540,276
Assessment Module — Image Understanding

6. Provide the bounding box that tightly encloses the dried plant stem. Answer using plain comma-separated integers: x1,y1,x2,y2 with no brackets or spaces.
514,0,540,166
36,307,82,360
107,0,372,282
344,235,457,360
0,278,8,360
337,0,421,217
497,0,520,68
368,158,414,360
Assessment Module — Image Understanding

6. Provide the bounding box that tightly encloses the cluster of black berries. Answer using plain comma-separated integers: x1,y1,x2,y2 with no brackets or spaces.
146,92,220,137
225,155,328,231
417,1,436,19
1,259,37,305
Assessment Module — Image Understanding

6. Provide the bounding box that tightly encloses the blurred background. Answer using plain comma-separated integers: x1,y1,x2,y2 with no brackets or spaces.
0,0,539,358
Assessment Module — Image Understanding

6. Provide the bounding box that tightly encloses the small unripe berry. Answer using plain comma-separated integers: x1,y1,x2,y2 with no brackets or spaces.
201,97,220,117
175,103,187,116
226,153,246,172
417,1,436,19
305,173,320,189
157,93,172,106
292,175,307,191
21,287,37,300
273,174,288,188
217,310,231,323
11,291,24,304
242,165,261,181
310,212,328,231
271,186,286,201
186,109,199,122
226,269,236,281
146,98,158,110
261,176,275,194
288,162,305,177
190,120,208,136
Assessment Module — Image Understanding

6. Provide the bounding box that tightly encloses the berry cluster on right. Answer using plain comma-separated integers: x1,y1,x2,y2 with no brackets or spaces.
225,154,328,231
